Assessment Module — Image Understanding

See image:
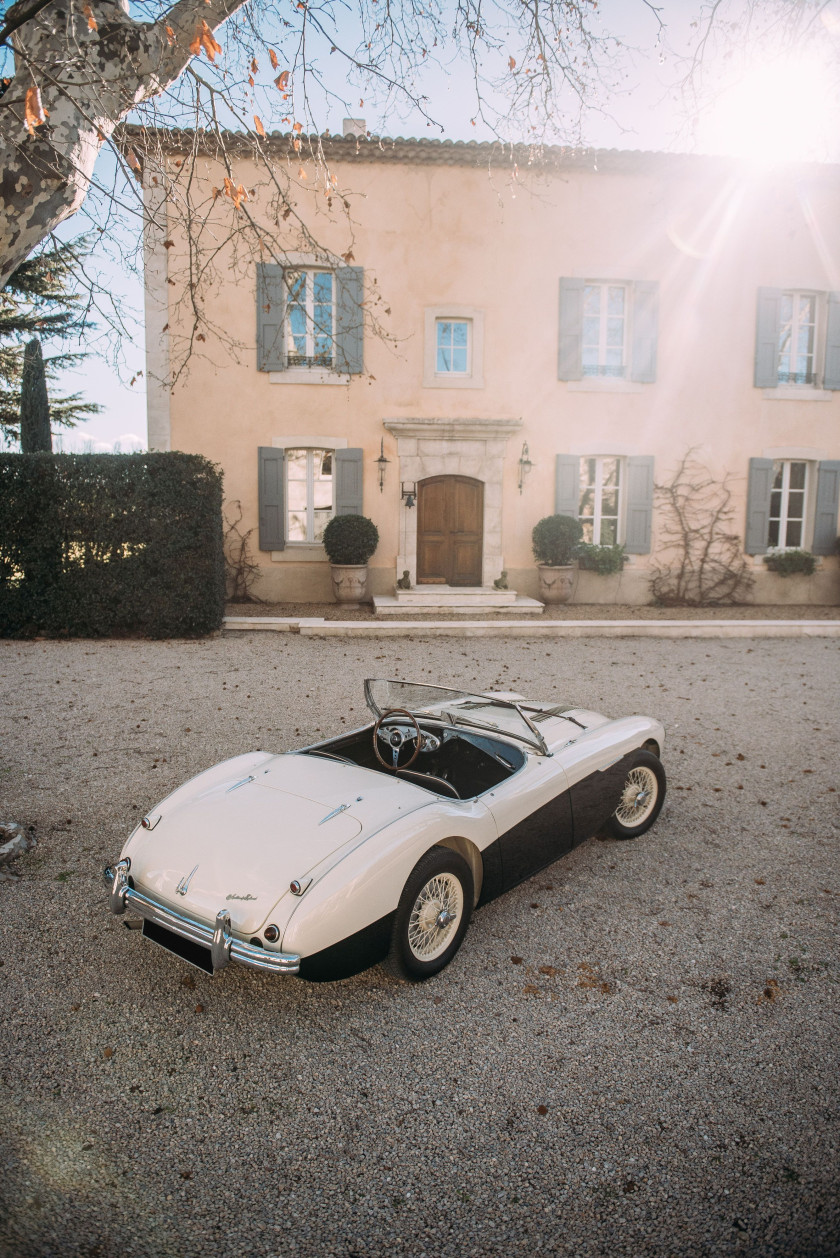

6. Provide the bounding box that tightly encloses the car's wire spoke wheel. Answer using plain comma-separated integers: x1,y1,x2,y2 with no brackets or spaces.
614,766,659,827
386,846,474,981
407,872,464,962
606,749,666,840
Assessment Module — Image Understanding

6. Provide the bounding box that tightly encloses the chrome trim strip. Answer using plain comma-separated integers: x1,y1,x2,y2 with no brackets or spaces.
111,882,301,975
226,774,255,793
319,802,350,825
175,864,199,897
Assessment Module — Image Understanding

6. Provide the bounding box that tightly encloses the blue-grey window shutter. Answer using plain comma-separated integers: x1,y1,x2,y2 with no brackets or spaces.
256,264,286,371
558,278,584,381
824,293,840,390
554,454,579,516
813,460,840,554
754,288,781,388
335,267,364,375
335,448,364,515
624,455,654,553
258,447,285,550
745,457,774,554
630,282,658,383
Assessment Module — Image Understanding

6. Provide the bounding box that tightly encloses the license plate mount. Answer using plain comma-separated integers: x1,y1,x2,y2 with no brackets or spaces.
142,918,214,974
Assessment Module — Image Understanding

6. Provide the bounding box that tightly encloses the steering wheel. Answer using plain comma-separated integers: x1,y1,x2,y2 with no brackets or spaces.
372,707,423,771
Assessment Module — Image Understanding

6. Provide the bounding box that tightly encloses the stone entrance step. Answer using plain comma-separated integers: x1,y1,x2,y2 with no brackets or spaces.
373,587,544,616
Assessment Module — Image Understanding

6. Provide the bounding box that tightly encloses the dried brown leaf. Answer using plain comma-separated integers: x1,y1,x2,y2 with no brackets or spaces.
191,20,221,62
24,86,48,136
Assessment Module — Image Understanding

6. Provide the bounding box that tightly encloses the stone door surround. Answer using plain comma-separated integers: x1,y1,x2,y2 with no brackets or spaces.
383,417,523,588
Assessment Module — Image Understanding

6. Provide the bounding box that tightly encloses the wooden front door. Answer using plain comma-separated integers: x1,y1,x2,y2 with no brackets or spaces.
417,476,484,586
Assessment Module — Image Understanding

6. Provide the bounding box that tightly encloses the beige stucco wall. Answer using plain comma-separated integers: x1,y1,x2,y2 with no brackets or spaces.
147,144,840,604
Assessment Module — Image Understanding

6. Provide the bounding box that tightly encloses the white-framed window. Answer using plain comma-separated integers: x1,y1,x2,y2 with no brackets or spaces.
582,283,627,378
579,456,622,544
286,448,334,543
435,319,471,375
423,306,485,388
755,287,840,393
768,459,808,548
285,270,335,368
778,292,817,385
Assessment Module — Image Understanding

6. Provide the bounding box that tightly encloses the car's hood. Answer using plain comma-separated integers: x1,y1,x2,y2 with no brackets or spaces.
124,753,430,934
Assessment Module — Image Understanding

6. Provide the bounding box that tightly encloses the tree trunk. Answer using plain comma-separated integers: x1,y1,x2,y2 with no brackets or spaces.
19,338,52,452
0,0,247,286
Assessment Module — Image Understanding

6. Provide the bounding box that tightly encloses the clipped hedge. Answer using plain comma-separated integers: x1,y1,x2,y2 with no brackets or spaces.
0,453,224,638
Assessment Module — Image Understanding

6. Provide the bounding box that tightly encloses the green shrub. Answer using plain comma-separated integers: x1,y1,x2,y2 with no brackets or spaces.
322,513,379,565
531,514,583,566
0,452,224,638
576,542,627,575
763,549,817,577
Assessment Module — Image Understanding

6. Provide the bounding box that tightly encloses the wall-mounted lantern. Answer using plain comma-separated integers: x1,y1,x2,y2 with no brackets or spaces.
375,438,390,493
400,481,417,509
517,442,533,495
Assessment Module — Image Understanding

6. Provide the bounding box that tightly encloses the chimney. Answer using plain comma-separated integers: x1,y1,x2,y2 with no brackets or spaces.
342,118,366,138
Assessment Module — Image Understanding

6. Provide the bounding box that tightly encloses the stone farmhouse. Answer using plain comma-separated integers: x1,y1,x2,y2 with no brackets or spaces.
143,126,840,608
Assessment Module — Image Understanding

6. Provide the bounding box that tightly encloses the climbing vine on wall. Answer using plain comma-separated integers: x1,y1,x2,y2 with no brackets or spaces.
650,451,754,607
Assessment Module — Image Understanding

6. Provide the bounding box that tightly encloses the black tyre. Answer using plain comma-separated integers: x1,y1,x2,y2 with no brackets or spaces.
605,749,667,840
384,846,474,981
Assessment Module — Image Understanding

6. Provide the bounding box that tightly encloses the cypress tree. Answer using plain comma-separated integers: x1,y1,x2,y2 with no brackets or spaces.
1,238,100,445
20,338,52,453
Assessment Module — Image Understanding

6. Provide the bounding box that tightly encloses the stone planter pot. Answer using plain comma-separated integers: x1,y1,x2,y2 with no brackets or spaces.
537,564,576,605
330,563,370,608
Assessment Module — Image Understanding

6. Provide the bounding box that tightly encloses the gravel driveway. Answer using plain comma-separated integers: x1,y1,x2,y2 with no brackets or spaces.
1,634,838,1258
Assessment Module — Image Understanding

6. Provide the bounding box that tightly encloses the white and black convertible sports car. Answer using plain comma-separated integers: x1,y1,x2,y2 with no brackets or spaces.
104,680,666,982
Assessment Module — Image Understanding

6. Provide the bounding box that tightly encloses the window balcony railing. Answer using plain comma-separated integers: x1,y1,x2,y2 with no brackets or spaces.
777,370,815,385
582,364,626,378
287,352,334,369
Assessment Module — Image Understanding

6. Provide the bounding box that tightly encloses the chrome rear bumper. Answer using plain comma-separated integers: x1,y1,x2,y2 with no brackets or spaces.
103,860,300,976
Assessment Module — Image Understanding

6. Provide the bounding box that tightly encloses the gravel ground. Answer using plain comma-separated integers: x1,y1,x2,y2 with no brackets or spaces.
1,635,838,1258
227,601,840,621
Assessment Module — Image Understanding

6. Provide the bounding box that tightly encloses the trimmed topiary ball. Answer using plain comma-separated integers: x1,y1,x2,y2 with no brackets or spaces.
531,514,583,566
322,513,379,565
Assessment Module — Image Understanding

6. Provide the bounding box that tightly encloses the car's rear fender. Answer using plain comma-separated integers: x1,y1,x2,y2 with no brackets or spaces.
278,799,496,959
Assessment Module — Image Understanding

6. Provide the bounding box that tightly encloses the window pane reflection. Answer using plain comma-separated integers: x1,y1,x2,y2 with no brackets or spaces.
286,447,334,543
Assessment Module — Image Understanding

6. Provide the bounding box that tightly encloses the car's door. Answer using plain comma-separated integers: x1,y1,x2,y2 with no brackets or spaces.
482,756,575,891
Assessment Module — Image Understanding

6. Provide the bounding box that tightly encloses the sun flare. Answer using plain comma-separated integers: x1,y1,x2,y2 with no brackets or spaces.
698,53,840,165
